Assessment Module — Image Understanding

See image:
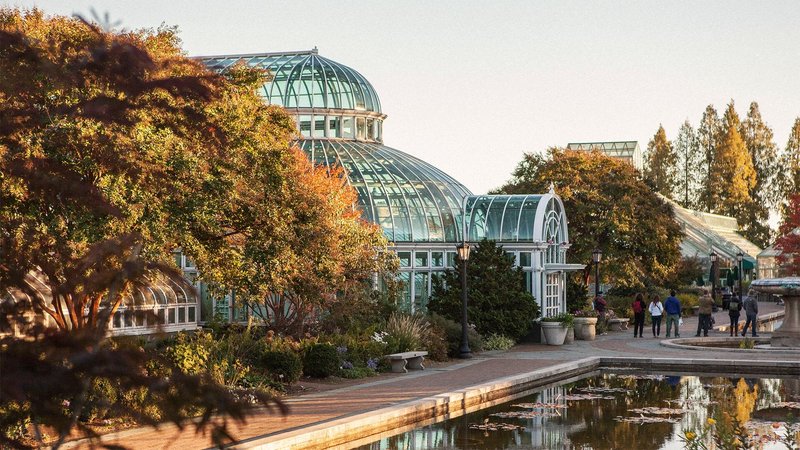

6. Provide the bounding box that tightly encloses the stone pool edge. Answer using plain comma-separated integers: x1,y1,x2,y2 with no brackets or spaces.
231,357,800,450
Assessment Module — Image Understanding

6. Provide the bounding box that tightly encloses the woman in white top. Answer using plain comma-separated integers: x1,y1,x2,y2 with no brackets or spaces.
648,295,664,337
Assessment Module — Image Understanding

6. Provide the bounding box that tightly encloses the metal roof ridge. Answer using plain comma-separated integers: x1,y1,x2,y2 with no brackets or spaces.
191,49,318,60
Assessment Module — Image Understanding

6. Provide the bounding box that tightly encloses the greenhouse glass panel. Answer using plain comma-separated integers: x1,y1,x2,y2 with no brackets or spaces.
397,251,412,268
312,116,325,138
431,252,444,267
414,272,429,312
356,117,366,140
415,251,429,268
328,116,341,138
520,252,532,267
342,117,354,138
484,197,505,240
447,252,457,268
299,115,311,137
398,272,411,312
501,196,523,240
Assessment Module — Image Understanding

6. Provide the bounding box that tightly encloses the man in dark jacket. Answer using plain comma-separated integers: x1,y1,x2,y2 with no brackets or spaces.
728,293,742,336
664,291,681,338
741,290,759,337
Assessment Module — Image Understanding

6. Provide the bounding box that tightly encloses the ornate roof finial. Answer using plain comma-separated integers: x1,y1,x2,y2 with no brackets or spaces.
311,46,318,54
548,182,555,195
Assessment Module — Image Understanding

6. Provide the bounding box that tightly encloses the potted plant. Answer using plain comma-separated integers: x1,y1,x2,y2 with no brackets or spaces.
540,313,573,346
573,308,599,340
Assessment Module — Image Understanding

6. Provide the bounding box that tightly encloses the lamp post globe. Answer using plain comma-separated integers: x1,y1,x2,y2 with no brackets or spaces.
457,242,472,359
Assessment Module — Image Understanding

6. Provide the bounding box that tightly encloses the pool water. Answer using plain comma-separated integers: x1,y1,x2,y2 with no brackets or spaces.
355,373,799,449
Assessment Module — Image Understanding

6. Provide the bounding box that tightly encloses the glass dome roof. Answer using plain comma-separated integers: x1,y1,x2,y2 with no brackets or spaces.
300,140,471,242
201,49,382,113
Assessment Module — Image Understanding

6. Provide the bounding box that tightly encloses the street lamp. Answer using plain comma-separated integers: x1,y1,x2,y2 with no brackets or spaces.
710,251,718,305
736,251,744,300
457,242,472,359
592,248,603,300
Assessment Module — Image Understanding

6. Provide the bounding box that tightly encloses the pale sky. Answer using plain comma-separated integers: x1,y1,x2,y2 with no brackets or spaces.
9,0,800,195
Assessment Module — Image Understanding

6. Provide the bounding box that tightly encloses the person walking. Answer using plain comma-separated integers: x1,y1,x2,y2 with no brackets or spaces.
664,290,681,338
741,290,759,337
727,293,742,336
632,293,646,338
649,295,664,337
594,293,607,319
696,289,714,337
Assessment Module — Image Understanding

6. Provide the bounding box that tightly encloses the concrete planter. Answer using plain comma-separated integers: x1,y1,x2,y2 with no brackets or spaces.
541,321,568,346
573,317,598,341
608,318,629,331
564,327,575,344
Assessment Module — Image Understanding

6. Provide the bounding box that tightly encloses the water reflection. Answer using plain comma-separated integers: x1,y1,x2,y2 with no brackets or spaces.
356,374,799,450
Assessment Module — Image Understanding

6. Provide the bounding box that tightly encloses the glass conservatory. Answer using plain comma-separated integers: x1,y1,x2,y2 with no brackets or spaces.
197,49,583,318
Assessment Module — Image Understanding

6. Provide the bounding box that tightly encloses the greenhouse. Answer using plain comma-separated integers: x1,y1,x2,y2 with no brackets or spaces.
197,49,583,317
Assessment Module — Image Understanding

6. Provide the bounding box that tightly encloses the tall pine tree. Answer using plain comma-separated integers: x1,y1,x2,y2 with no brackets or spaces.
644,125,677,198
697,105,721,212
674,120,702,209
739,102,779,247
778,117,800,213
709,101,757,226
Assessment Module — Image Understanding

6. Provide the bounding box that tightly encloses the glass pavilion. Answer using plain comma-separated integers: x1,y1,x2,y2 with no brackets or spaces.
198,49,583,318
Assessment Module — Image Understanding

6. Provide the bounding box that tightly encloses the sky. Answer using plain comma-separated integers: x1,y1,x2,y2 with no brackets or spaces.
9,0,800,195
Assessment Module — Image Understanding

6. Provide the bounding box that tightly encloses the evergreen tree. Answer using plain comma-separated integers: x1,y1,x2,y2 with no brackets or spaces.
697,105,721,212
739,102,779,247
643,125,677,198
709,101,757,226
778,118,800,213
428,239,540,341
674,120,702,209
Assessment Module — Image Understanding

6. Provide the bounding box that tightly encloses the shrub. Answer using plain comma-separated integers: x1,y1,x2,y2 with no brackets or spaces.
164,331,211,376
422,321,449,361
678,293,699,314
384,313,429,353
427,313,483,358
337,366,378,379
302,343,339,378
566,273,590,313
82,377,118,421
261,350,302,384
321,328,388,367
483,334,515,351
604,295,633,318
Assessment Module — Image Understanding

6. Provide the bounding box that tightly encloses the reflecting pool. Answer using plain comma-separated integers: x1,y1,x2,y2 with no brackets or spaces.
356,373,800,449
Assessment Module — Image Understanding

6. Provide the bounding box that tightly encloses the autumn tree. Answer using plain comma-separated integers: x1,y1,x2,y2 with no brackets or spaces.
195,148,395,335
708,101,757,225
643,125,677,198
739,102,779,247
697,105,721,212
495,149,683,289
674,120,702,209
775,194,800,276
0,8,295,447
778,118,800,212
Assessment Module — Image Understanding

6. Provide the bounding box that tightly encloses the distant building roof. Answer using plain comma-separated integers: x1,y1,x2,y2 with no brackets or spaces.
566,141,643,170
664,196,761,266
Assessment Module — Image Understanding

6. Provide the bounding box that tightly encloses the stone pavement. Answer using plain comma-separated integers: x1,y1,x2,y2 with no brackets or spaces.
69,302,789,450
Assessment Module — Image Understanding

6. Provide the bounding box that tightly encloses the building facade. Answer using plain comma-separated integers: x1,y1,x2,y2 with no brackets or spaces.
566,141,643,171
199,49,583,318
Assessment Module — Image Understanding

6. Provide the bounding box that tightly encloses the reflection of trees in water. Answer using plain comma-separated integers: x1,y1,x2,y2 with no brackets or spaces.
562,374,675,450
361,375,788,450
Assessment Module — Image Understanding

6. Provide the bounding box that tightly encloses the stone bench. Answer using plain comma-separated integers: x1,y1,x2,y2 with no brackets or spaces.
607,318,630,331
387,351,428,373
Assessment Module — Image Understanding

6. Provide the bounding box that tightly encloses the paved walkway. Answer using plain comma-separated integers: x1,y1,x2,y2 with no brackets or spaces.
71,302,788,450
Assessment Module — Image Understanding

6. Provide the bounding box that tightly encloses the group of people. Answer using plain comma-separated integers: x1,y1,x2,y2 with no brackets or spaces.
595,288,761,339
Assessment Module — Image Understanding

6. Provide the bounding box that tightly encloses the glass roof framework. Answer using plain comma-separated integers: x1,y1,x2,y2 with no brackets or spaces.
200,50,382,113
466,194,569,261
301,140,471,243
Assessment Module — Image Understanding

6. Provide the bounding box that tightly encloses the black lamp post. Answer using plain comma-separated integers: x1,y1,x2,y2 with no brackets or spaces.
592,248,603,300
710,251,718,305
736,251,744,299
457,242,472,359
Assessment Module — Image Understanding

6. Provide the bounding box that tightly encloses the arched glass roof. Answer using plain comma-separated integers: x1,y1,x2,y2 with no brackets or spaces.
200,49,382,113
300,140,472,243
465,194,569,244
